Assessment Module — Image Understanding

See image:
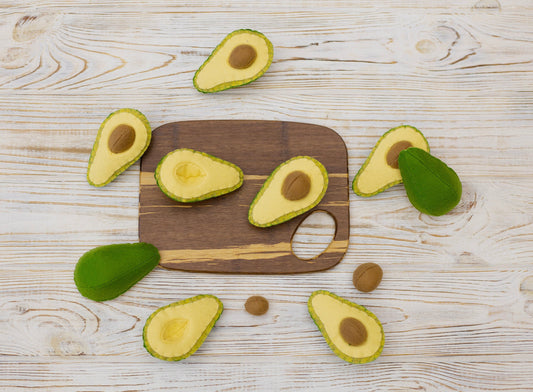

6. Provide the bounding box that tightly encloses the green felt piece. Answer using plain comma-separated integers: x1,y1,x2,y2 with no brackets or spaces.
74,243,160,301
398,148,462,216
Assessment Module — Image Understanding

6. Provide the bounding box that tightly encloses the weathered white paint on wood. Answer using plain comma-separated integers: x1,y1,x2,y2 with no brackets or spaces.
1,0,532,390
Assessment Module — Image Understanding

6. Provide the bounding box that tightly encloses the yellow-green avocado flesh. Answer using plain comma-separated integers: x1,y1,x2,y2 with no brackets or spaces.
308,290,385,364
143,295,223,361
87,108,151,187
352,125,429,197
193,29,273,93
248,156,328,227
155,148,243,203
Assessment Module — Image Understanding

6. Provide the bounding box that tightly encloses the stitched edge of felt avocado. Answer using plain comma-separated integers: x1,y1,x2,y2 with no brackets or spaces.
308,290,385,364
154,148,244,203
143,294,224,361
193,29,274,93
87,108,151,187
248,156,329,227
352,125,429,197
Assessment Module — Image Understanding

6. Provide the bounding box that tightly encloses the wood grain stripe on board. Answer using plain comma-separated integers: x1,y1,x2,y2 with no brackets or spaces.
159,239,349,263
140,171,348,186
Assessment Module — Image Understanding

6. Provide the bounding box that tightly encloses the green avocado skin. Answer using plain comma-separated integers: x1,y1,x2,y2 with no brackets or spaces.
74,243,160,301
398,148,462,216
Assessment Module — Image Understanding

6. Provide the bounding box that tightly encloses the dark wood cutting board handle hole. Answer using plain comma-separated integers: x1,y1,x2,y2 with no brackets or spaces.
291,210,337,260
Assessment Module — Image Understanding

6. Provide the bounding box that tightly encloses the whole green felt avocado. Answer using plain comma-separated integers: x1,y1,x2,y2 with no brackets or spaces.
398,147,462,216
74,243,160,301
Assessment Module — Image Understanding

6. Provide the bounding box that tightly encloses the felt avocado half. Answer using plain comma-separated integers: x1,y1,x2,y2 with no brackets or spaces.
74,243,160,301
398,147,462,216
352,125,429,197
193,29,273,93
143,295,223,361
308,290,384,364
155,148,244,203
248,156,328,227
87,108,151,187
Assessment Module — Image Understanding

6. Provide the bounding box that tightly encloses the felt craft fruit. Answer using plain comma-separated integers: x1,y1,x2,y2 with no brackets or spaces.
308,290,385,364
143,295,223,361
353,262,383,293
352,125,429,196
155,148,244,203
87,108,151,187
74,243,160,301
193,29,273,93
398,147,462,216
248,156,328,227
244,296,269,316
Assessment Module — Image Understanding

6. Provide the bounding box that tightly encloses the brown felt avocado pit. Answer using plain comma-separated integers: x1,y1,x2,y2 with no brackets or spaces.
229,44,257,69
353,262,383,293
108,124,136,154
245,296,269,315
339,317,368,346
386,140,413,169
282,170,311,201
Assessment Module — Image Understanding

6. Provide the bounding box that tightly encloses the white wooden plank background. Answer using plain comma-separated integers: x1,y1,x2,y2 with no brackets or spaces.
1,0,532,390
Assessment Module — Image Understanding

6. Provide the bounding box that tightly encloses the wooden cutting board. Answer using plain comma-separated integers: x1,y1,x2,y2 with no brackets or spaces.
139,120,349,274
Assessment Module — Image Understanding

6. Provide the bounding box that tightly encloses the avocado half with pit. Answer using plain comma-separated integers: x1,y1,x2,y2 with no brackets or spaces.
87,108,151,187
308,290,385,364
193,29,273,93
248,156,328,227
143,295,223,361
352,125,429,197
155,148,244,203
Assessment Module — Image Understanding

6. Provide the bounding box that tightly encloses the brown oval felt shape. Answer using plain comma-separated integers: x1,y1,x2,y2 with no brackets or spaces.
353,262,383,292
386,140,412,169
228,44,257,69
339,317,368,346
245,296,269,315
108,124,136,154
282,170,311,201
